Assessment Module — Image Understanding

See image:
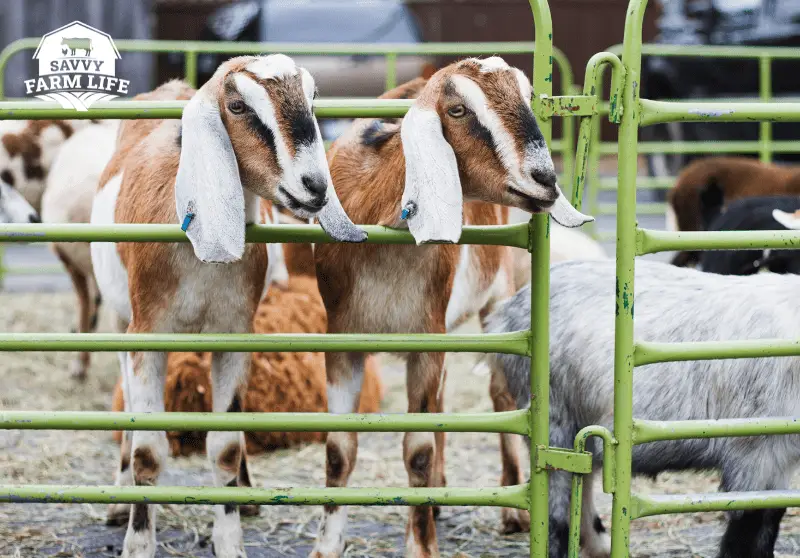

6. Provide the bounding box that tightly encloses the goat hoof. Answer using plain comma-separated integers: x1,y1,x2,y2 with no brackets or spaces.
239,504,260,517
106,502,131,526
500,507,530,534
69,360,87,381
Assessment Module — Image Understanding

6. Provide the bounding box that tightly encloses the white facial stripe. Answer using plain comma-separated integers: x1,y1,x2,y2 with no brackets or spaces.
233,72,293,177
513,68,533,102
299,68,315,101
245,54,297,80
474,56,509,73
450,74,522,181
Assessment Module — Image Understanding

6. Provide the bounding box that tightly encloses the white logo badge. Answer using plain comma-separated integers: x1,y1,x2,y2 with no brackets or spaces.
24,21,130,112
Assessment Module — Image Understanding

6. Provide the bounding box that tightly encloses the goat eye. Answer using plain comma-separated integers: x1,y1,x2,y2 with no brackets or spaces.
313,87,319,100
228,100,246,114
447,105,467,118
0,170,14,187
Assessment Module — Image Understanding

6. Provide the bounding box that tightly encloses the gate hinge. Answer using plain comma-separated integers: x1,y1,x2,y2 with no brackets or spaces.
537,94,598,120
534,445,593,474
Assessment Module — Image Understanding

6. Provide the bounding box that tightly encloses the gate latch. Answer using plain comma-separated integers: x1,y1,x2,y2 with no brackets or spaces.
534,445,593,474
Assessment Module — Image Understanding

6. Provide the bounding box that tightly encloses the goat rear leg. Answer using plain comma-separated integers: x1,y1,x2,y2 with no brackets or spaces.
310,352,365,558
207,352,250,558
717,463,788,558
56,249,92,381
403,352,444,558
122,350,168,558
490,368,529,534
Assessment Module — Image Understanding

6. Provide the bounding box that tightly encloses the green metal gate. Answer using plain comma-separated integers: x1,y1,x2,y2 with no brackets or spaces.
1,0,800,556
0,38,576,283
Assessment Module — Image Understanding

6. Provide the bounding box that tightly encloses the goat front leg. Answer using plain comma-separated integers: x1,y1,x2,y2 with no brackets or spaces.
122,350,168,558
404,352,445,558
489,368,530,534
207,351,251,558
310,352,365,558
107,351,134,526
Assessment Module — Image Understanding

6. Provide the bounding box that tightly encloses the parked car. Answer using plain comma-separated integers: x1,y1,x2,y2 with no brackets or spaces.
194,0,430,98
641,0,800,184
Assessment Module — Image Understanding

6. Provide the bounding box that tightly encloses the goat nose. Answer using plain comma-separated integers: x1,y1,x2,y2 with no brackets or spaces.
301,174,328,204
28,213,41,223
531,169,557,190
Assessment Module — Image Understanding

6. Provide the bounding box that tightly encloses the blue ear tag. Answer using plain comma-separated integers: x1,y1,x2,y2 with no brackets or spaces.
400,200,417,221
181,212,195,232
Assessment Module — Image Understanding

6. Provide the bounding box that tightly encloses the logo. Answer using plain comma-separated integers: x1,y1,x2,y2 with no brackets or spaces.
24,21,130,112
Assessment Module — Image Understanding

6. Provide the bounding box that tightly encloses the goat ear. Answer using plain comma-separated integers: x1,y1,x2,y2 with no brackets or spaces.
400,104,462,245
773,209,800,230
175,91,245,263
549,185,594,228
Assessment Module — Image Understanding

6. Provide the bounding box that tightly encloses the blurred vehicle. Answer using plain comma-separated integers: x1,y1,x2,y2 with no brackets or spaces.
641,0,800,184
194,0,430,98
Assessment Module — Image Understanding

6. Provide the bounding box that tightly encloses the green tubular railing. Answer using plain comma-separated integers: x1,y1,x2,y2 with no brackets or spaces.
584,43,800,241
0,3,604,555
0,39,576,283
601,0,800,556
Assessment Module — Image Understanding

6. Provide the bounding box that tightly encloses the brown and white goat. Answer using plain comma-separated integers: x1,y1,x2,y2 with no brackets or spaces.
668,156,800,267
89,55,363,558
313,58,592,558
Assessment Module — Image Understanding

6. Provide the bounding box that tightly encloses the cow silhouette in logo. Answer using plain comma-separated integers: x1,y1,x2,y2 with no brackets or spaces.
61,37,92,56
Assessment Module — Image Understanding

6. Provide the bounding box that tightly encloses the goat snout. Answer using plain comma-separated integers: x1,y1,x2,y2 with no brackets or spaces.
28,213,41,223
531,169,557,190
301,174,328,206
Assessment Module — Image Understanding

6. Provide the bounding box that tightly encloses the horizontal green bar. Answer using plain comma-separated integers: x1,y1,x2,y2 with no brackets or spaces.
0,331,530,355
597,177,671,191
637,228,800,256
634,417,800,445
0,223,530,249
598,202,665,215
597,140,800,155
4,37,542,57
627,43,800,60
0,483,529,509
633,490,800,520
640,99,800,127
0,99,414,120
0,409,529,435
0,265,64,275
634,339,800,367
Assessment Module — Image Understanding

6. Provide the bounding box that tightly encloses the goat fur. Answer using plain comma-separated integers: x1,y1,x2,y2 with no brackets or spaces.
110,243,383,456
485,259,800,557
668,156,800,267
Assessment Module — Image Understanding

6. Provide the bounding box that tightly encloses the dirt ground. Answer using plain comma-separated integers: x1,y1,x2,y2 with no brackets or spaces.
3,292,800,557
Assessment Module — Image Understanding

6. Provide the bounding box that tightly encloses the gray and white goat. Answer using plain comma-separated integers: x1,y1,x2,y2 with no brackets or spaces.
484,259,800,558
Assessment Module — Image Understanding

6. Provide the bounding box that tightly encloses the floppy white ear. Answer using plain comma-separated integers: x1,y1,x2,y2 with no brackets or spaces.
400,104,462,245
549,184,594,228
773,209,800,230
175,91,245,263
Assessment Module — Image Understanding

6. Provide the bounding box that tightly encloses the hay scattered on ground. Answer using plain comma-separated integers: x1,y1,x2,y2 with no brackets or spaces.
2,292,800,556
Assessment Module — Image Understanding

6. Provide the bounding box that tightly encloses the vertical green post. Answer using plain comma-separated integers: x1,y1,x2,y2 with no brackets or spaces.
529,1,554,556
0,243,5,287
385,52,398,91
185,51,198,88
610,0,646,556
759,56,772,163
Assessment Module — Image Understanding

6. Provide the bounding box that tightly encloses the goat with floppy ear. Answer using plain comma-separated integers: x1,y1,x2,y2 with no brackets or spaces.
90,55,363,558
312,58,592,558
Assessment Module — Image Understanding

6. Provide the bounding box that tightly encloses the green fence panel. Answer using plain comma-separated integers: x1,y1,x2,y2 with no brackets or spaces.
0,4,604,556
